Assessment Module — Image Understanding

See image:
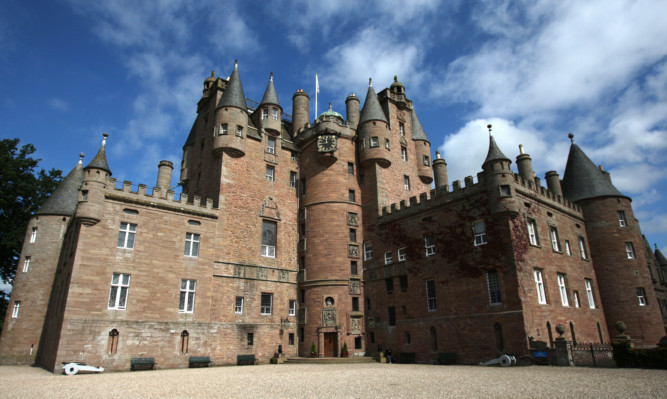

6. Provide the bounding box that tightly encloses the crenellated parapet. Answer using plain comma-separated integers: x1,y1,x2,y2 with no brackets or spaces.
512,174,582,215
104,178,218,217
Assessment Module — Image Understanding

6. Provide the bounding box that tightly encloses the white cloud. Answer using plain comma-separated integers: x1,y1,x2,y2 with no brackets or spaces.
48,98,69,111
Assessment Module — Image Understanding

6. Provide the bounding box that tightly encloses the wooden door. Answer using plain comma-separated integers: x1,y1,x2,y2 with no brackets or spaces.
324,333,337,357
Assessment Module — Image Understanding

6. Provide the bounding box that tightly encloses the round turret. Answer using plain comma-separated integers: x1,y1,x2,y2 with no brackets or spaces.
258,72,282,135
410,108,432,184
76,134,112,226
213,60,248,157
482,126,517,216
292,89,310,135
358,78,391,168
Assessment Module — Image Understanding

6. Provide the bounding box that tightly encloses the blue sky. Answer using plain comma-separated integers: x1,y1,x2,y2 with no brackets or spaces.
1,0,666,270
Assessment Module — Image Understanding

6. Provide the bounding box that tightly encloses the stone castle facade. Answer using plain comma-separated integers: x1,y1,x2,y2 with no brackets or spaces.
2,60,666,370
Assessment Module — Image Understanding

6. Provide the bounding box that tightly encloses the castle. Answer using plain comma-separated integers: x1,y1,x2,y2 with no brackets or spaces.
1,60,666,370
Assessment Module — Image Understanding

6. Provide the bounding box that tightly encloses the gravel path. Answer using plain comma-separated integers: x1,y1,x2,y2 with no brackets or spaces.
1,363,666,398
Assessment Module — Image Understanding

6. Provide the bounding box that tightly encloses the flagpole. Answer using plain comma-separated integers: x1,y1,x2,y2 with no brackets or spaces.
315,74,319,122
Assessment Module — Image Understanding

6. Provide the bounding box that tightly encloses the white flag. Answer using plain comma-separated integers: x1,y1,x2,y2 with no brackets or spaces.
316,74,319,94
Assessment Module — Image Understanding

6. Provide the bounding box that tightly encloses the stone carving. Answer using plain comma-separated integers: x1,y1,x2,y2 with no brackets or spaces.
257,267,268,280
322,309,336,326
234,265,245,277
348,244,359,258
279,270,288,282
350,317,361,333
264,152,277,164
259,196,281,220
347,212,358,226
350,279,361,295
367,317,376,328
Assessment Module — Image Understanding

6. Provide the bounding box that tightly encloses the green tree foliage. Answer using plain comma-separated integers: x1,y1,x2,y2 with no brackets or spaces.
0,139,62,285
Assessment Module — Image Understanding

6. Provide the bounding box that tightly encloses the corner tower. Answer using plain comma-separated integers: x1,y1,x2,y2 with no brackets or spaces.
213,60,248,158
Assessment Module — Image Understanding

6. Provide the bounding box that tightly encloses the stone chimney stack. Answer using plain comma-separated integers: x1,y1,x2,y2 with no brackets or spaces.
156,160,174,195
545,171,563,197
432,151,448,188
516,144,534,182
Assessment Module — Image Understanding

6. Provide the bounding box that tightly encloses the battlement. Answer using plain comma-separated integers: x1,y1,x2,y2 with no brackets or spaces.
512,174,582,215
105,178,218,217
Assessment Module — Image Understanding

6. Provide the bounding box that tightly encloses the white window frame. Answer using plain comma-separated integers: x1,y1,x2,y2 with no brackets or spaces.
426,279,437,312
261,108,269,120
618,210,627,227
550,227,561,252
399,123,405,136
117,222,137,249
289,299,297,316
23,256,30,273
266,165,275,182
573,291,580,308
397,247,407,262
585,279,595,308
637,288,647,306
236,126,243,137
108,273,130,310
235,296,244,314
625,242,635,259
527,219,538,246
557,274,569,306
565,240,572,256
578,236,589,260
267,137,276,154
261,220,277,258
473,220,488,246
184,233,200,257
499,185,511,197
404,176,410,191
260,292,273,315
12,301,20,318
424,235,436,257
272,108,279,121
401,147,407,161
384,251,393,265
290,171,297,188
385,139,390,149
30,227,37,243
486,270,502,306
179,279,196,313
423,155,430,166
534,269,547,304
370,137,379,147
220,123,228,135
363,242,373,260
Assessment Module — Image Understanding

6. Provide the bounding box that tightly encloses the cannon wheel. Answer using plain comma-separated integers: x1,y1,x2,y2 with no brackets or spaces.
64,363,79,375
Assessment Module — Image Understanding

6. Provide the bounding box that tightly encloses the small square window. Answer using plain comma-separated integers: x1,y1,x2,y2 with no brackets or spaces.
349,229,356,242
401,147,407,161
220,123,228,135
423,155,430,166
11,301,20,318
117,223,137,249
348,190,355,202
266,165,275,182
404,176,410,191
397,247,406,262
625,242,635,259
272,108,278,121
261,292,273,315
424,235,436,257
184,233,200,257
179,279,196,313
247,332,254,346
351,261,358,275
289,299,297,316
262,108,269,119
30,227,38,243
385,139,390,149
370,137,379,147
384,251,393,265
499,185,511,197
236,126,243,137
290,171,297,188
235,296,244,314
618,211,627,227
23,256,30,273
363,242,372,260
352,297,359,311
348,162,354,175
267,137,276,154
473,220,487,246
527,219,539,246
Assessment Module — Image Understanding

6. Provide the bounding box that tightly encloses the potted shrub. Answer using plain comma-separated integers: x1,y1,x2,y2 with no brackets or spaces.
310,342,318,357
341,342,349,357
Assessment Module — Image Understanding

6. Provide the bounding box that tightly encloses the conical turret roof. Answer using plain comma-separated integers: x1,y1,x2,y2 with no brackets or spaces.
483,135,510,168
217,60,247,110
36,160,84,216
260,72,281,109
654,247,667,267
359,79,387,124
561,142,625,202
410,108,428,141
86,134,112,175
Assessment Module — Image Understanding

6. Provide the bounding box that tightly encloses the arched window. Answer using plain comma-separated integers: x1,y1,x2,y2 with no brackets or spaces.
108,329,119,355
180,330,189,354
430,327,438,351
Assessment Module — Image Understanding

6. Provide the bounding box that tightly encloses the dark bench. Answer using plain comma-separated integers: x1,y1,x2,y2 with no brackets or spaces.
189,356,211,368
131,357,155,371
237,354,257,365
398,352,416,364
437,352,457,365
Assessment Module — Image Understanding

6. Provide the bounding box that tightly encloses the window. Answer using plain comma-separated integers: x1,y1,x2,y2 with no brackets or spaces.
636,288,647,306
30,227,37,243
397,247,406,262
363,242,372,260
352,297,359,311
108,329,119,355
235,296,244,314
401,147,407,161
404,176,410,191
565,240,572,256
11,301,20,318
289,299,297,316
486,270,502,306
261,220,277,258
534,269,547,304
266,165,275,182
365,297,371,311
384,251,393,265
179,279,196,313
290,171,297,188
180,330,189,354
385,138,390,149
557,274,569,306
527,219,539,246
267,137,276,154
184,233,200,257
236,126,243,137
399,275,408,292
388,306,396,326
247,333,254,346
426,279,437,312
424,235,436,257
573,291,580,308
108,273,130,310
348,190,355,202
220,123,228,135
23,256,30,273
499,185,511,197
260,293,273,315
351,261,358,275
399,122,405,136
585,279,595,308
578,237,589,260
272,108,278,121
549,227,561,252
625,242,635,259
385,278,394,294
81,190,88,200
618,211,627,227
405,331,412,345
349,229,356,242
262,108,269,119
117,222,137,249
348,162,354,175
370,137,379,147
423,155,430,166
473,220,487,246
355,336,362,349
289,333,295,345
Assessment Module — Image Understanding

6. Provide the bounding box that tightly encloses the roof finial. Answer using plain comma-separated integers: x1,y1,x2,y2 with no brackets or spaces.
568,132,574,143
328,102,332,110
270,72,273,81
435,150,441,159
487,124,493,137
102,133,109,146
234,59,238,69
210,70,215,78
369,77,373,87
519,144,525,154
394,75,398,82
79,152,84,164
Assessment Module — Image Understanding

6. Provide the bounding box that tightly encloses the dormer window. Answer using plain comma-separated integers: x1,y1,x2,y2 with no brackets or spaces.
262,108,269,120
272,108,278,121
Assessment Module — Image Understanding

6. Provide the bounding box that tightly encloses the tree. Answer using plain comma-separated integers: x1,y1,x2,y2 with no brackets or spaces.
0,139,62,285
